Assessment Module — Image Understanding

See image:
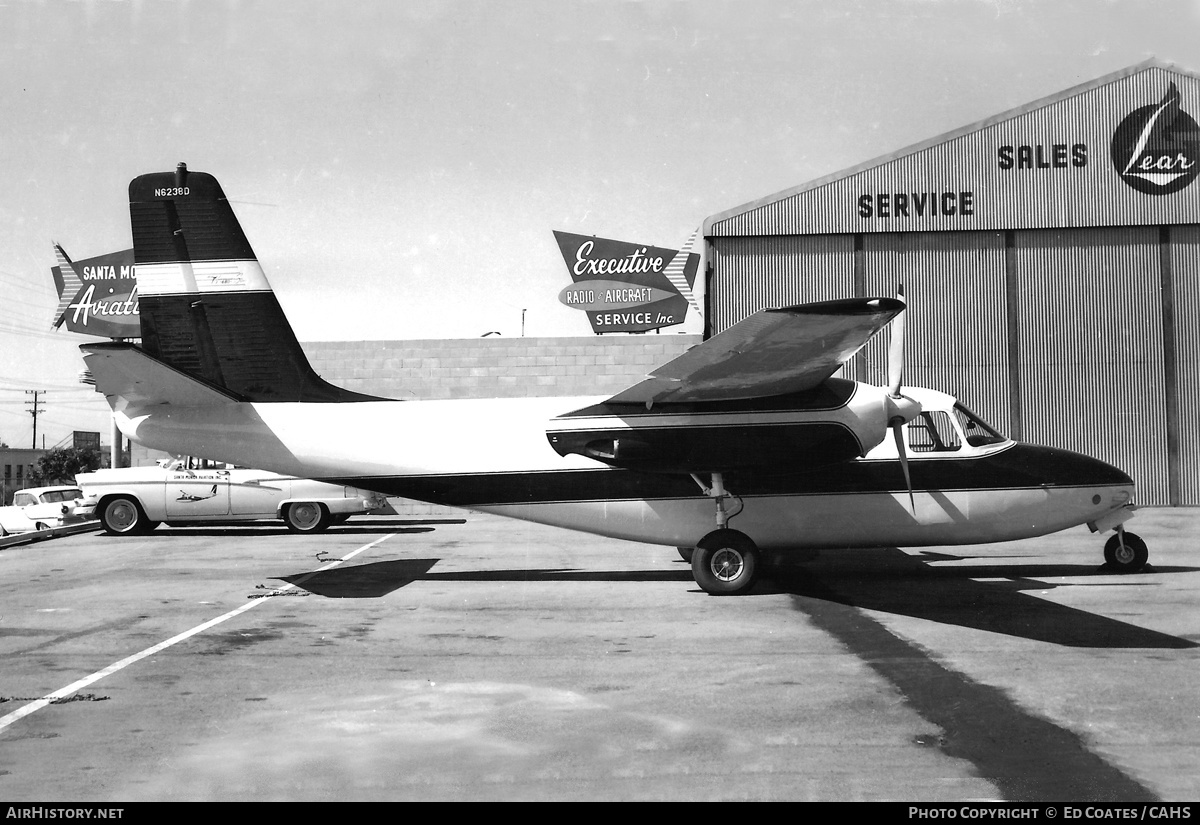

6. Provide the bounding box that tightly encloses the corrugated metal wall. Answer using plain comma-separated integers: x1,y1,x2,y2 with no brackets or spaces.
708,224,1191,505
860,232,1011,435
708,235,855,331
709,231,1012,434
1013,227,1170,505
1169,226,1200,504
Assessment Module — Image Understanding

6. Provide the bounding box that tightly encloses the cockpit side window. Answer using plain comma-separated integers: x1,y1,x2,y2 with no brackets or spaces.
907,411,962,453
953,404,1007,447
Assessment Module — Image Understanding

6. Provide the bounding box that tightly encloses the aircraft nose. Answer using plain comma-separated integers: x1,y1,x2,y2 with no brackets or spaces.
994,443,1134,490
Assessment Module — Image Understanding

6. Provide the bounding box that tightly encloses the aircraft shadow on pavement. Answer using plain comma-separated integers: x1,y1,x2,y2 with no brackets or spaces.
761,546,1200,649
275,559,692,598
276,559,443,598
276,547,1199,649
157,523,449,537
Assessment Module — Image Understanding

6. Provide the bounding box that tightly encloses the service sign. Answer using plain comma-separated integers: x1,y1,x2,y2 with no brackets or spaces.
51,246,139,338
707,63,1200,237
554,231,699,333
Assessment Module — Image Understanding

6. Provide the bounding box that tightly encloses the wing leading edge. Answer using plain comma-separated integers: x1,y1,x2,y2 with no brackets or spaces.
606,297,905,407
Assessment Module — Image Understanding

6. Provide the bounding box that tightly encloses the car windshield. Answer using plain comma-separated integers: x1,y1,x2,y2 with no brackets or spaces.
953,404,1007,447
40,489,82,503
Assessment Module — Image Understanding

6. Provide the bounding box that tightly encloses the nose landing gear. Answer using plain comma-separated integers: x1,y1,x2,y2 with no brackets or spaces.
1103,526,1149,573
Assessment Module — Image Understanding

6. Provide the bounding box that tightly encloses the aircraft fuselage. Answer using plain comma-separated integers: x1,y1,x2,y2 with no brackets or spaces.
113,383,1135,552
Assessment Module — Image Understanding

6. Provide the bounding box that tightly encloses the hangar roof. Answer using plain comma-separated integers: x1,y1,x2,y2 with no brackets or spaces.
705,58,1200,237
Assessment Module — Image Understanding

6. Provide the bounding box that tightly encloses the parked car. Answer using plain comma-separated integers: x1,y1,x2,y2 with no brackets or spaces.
75,456,388,535
0,485,93,536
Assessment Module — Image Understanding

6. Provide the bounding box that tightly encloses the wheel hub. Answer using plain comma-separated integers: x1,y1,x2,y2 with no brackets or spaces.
710,548,745,582
292,504,319,528
108,503,135,530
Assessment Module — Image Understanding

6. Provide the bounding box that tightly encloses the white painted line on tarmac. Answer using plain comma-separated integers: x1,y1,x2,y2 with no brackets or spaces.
0,533,395,733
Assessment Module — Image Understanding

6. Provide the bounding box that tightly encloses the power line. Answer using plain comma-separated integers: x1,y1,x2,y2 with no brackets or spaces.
0,271,54,297
24,390,42,449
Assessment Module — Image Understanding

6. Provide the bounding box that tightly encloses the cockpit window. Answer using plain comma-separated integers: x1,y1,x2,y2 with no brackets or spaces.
908,411,962,453
953,403,1007,447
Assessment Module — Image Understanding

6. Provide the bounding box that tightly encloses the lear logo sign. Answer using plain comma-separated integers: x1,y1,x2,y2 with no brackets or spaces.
51,245,140,338
554,230,699,334
1111,82,1200,195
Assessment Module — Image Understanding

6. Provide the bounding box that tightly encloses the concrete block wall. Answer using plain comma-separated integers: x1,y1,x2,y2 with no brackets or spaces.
303,334,702,400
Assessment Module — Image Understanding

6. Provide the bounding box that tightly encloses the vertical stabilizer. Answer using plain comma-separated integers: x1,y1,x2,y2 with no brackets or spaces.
129,164,375,402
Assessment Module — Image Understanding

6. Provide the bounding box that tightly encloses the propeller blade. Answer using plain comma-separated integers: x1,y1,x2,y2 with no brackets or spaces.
887,285,906,398
892,418,915,512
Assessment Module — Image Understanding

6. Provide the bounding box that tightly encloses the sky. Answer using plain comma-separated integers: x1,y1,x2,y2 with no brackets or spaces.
2,0,1199,450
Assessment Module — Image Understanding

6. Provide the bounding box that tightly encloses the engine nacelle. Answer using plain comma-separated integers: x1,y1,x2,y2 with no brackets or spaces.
547,378,897,474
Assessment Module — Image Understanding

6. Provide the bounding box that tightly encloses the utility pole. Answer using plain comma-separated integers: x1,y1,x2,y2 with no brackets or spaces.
24,390,42,450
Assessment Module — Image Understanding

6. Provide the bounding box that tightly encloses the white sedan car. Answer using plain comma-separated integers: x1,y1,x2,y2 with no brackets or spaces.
76,457,389,535
0,486,92,536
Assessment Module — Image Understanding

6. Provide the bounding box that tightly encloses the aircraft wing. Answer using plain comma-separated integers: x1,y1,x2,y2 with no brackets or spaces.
606,297,905,406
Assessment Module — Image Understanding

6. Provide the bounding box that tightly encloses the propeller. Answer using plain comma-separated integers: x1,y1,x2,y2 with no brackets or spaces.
884,286,920,512
887,286,906,399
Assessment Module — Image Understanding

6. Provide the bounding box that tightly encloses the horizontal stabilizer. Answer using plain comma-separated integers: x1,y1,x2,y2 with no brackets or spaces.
81,341,242,411
607,297,905,406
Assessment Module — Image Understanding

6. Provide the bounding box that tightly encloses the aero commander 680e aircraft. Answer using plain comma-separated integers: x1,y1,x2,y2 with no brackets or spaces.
80,164,1146,595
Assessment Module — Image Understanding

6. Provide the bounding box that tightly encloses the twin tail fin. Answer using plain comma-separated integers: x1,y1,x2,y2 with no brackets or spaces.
126,163,377,403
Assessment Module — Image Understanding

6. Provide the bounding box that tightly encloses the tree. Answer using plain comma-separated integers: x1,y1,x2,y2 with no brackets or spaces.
35,447,102,485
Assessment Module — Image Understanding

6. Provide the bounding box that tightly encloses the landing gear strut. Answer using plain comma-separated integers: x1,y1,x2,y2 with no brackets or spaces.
689,473,759,596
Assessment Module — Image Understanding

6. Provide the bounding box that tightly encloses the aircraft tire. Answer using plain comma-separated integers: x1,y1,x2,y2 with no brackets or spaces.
1103,531,1148,573
284,502,332,533
692,529,759,596
677,547,694,563
35,522,49,531
100,496,156,536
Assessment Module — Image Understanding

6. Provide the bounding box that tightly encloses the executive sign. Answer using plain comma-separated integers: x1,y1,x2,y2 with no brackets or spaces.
554,231,699,333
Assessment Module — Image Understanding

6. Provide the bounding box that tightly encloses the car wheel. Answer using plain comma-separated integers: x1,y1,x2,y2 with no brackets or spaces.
101,496,155,536
284,502,331,533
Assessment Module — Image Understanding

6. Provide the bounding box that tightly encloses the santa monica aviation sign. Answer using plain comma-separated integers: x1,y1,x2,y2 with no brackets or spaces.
51,244,139,338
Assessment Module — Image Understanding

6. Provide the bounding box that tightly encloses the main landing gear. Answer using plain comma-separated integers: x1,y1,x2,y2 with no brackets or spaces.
689,473,760,596
1103,526,1149,573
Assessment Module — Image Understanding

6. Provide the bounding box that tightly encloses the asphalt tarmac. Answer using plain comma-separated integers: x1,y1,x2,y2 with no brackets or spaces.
0,508,1197,802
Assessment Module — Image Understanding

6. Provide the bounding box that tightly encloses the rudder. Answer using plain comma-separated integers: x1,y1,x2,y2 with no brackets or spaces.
129,163,376,402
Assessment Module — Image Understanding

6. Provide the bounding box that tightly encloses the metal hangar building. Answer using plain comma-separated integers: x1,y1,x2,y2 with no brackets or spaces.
701,58,1200,507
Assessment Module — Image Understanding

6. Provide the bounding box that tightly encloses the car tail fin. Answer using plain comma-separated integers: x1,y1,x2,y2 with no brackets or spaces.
128,163,377,402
